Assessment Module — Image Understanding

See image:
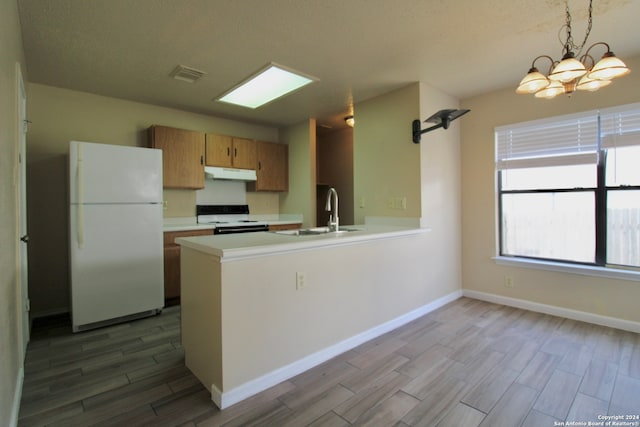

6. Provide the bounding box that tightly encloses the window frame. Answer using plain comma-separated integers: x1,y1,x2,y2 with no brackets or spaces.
498,173,599,266
495,103,640,276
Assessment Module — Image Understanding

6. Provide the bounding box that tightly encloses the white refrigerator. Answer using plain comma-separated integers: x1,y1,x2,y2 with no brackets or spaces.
69,141,164,332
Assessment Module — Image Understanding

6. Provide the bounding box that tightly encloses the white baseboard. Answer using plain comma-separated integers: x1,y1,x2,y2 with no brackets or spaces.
463,289,640,334
9,366,24,427
212,289,463,409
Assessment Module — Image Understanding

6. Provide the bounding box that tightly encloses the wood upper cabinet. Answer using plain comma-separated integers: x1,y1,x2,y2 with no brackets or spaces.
205,134,232,167
149,125,205,189
205,134,256,170
253,141,288,192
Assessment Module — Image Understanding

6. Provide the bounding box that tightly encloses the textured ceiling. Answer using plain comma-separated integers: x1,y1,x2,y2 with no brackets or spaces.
17,0,640,130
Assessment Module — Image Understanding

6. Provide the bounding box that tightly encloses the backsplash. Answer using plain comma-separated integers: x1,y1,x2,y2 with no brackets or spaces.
196,179,246,205
163,189,196,218
163,182,281,218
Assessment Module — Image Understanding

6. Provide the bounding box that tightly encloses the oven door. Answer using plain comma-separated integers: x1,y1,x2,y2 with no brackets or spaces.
213,224,269,235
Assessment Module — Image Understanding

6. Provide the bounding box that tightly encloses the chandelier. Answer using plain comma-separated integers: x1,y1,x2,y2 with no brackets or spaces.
516,0,631,99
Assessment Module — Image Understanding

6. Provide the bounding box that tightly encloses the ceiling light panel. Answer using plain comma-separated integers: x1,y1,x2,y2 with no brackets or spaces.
216,63,317,109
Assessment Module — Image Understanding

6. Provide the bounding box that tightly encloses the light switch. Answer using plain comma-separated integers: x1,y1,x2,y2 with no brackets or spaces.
296,272,306,290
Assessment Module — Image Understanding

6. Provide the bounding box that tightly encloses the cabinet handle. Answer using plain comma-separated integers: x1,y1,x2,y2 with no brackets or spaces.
234,147,237,158
200,155,204,165
227,147,230,156
258,161,262,170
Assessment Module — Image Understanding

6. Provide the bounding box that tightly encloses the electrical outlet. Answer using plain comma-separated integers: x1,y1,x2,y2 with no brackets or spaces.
359,197,365,208
296,272,306,290
504,276,514,288
163,200,168,210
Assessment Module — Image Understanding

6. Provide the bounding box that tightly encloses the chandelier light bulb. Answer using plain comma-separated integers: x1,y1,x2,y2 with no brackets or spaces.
516,68,550,94
534,80,565,99
549,54,587,83
588,52,631,80
576,74,612,92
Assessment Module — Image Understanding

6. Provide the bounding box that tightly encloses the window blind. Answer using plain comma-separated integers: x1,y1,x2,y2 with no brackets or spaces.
600,102,640,149
495,111,599,170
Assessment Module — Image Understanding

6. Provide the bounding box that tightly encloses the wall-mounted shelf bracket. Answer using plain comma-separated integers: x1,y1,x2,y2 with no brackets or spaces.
412,109,470,144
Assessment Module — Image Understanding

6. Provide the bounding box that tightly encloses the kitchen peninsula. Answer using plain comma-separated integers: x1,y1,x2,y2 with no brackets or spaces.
176,223,460,409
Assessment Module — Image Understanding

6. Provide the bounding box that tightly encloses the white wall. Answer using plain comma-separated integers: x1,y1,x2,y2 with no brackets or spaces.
280,119,317,228
460,55,640,324
419,82,463,304
0,0,27,424
351,82,463,309
219,232,456,391
353,83,422,223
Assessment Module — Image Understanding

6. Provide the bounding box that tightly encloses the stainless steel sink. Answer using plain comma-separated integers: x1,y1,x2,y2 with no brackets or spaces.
273,226,361,236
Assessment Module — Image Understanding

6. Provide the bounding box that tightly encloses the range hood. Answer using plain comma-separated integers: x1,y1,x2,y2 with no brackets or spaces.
204,166,257,181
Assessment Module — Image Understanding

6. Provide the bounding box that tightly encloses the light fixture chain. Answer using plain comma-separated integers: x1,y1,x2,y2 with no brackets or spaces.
575,0,593,56
564,0,594,56
564,1,574,55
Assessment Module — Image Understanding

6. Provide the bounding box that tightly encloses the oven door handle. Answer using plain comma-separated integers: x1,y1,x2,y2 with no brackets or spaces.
214,225,269,235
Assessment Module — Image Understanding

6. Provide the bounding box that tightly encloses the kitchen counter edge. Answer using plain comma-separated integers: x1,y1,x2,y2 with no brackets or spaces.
176,226,431,262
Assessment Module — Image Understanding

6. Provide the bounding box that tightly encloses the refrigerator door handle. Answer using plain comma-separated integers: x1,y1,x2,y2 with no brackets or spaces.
77,144,84,248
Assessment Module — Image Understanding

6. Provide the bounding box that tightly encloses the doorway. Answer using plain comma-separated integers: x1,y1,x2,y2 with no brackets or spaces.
315,126,354,227
17,64,30,358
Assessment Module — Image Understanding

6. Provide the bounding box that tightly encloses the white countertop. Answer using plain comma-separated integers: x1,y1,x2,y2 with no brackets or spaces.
176,224,430,261
163,223,217,232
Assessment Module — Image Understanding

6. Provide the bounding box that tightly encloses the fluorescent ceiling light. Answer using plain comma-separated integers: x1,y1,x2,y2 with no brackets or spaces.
217,63,316,109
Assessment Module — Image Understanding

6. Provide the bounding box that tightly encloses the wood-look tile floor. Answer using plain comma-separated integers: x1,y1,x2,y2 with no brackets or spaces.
18,298,640,426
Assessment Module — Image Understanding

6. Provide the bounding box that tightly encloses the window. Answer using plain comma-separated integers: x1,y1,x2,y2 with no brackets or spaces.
496,103,640,269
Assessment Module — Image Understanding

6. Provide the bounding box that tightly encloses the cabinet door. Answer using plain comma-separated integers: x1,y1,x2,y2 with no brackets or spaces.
255,141,288,191
231,137,257,169
205,134,232,167
163,229,213,304
150,126,205,189
164,245,181,301
206,135,256,169
268,223,301,231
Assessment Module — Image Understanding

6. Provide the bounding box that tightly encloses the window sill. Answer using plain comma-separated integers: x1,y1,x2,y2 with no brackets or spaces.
493,256,640,282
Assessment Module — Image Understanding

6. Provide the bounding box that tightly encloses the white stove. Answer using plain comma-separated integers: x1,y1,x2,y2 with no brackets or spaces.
196,205,269,234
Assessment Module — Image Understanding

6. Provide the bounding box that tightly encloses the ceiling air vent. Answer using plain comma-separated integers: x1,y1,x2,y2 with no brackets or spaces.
170,65,206,83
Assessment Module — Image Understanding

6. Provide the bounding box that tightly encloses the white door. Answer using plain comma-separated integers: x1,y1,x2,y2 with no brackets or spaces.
17,64,29,357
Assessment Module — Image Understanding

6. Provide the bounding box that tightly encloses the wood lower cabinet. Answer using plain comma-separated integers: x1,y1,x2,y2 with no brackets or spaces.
163,229,213,305
150,125,205,189
268,223,301,231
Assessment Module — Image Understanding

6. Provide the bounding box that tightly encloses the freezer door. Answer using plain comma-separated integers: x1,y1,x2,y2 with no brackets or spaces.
69,140,162,204
70,203,164,329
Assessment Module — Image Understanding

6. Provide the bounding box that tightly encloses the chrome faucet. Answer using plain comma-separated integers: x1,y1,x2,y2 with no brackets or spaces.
325,187,339,232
